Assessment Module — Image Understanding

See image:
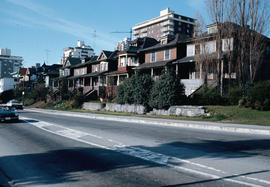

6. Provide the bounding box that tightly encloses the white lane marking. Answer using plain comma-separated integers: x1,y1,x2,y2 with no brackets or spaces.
21,117,268,187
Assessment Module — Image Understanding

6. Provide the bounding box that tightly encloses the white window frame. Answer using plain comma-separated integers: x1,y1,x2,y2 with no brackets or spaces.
151,52,156,62
164,49,170,60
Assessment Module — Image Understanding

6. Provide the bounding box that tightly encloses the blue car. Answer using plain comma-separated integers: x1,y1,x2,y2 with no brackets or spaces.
0,106,19,122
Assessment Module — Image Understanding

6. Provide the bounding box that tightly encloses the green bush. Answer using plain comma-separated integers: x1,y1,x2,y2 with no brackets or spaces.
149,69,185,109
116,84,125,104
123,76,135,104
247,81,270,110
72,95,85,108
192,87,225,105
24,98,35,106
115,72,153,108
227,86,243,105
133,73,153,108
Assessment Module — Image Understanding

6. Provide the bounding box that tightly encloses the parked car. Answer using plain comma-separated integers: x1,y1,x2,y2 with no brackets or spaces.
0,106,19,122
6,100,23,109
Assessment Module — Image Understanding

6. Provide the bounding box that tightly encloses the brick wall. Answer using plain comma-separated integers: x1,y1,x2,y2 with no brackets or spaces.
145,47,177,62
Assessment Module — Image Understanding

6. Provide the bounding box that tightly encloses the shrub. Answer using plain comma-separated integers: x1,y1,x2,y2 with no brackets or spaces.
116,84,125,104
133,73,153,108
247,80,270,110
192,87,225,105
149,68,185,109
115,72,153,108
24,98,35,106
123,76,135,104
72,95,85,108
227,86,243,105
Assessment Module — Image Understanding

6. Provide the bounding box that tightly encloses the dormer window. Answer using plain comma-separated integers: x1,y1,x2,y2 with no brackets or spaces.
208,27,218,34
161,39,167,44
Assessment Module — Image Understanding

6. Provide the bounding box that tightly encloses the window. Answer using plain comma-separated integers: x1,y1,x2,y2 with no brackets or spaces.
164,49,170,60
75,69,79,75
120,57,126,67
222,38,233,52
82,68,85,74
94,65,98,72
266,46,270,55
151,52,156,62
131,57,137,65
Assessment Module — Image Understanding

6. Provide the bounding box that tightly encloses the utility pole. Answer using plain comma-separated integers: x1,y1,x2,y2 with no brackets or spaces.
45,49,50,64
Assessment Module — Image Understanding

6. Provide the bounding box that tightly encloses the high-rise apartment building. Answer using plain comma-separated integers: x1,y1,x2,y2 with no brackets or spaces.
133,8,196,41
0,48,23,78
61,40,95,64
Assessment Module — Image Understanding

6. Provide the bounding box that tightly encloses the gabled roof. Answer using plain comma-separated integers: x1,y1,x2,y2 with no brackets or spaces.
118,37,159,54
139,34,189,52
72,56,98,68
93,50,118,64
97,50,114,61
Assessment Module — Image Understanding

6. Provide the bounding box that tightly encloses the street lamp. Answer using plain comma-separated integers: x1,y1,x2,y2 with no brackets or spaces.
22,91,25,106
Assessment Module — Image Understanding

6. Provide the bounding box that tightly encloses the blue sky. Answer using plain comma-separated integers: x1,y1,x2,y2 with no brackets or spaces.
0,0,208,67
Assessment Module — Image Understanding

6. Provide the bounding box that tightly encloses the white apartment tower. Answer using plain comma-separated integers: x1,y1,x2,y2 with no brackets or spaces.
133,8,196,41
0,48,23,78
61,40,95,64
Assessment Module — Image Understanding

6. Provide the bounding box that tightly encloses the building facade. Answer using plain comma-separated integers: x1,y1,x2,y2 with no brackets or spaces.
0,48,23,78
61,40,95,64
133,8,196,41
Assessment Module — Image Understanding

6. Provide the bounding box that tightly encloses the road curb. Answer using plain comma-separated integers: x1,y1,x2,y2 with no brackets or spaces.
25,108,270,136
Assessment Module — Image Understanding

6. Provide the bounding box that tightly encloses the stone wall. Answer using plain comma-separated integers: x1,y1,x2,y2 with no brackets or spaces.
82,102,105,111
151,106,205,117
105,103,146,115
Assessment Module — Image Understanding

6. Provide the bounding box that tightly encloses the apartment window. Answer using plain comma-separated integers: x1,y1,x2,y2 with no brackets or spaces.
94,65,98,72
151,52,156,62
164,49,170,60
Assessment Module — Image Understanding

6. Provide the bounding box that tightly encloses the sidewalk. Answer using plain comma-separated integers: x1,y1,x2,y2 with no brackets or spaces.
25,108,270,136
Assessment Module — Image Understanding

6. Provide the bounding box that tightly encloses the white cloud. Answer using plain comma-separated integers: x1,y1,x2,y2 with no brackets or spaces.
3,0,120,51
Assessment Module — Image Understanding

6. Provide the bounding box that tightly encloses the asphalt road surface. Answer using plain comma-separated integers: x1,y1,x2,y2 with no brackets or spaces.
0,109,270,187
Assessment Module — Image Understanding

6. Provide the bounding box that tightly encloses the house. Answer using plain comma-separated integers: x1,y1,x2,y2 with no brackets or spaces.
105,37,158,98
134,34,187,80
87,50,118,97
66,56,98,95
53,57,82,88
173,22,270,96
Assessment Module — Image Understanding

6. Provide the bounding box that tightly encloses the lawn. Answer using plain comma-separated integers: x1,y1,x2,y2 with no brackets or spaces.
38,101,270,126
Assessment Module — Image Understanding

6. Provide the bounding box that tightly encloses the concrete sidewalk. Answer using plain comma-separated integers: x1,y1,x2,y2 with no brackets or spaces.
25,108,270,136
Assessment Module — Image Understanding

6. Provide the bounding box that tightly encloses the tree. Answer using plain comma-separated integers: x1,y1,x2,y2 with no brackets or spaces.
149,68,185,109
206,0,270,88
133,72,153,108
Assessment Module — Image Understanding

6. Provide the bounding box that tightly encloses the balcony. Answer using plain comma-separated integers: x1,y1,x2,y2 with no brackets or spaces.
161,20,174,26
161,27,174,33
141,28,147,33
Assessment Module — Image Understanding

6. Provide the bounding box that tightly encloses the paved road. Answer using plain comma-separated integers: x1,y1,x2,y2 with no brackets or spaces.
0,109,270,186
